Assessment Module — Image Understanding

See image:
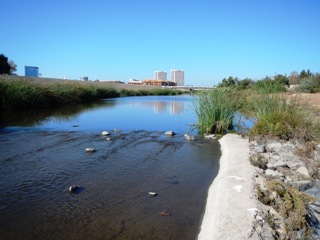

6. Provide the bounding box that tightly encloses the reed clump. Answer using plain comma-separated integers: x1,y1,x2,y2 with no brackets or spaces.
192,88,242,134
193,80,320,141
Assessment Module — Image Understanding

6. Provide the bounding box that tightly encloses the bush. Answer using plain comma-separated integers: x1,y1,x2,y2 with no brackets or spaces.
249,154,268,170
298,76,320,93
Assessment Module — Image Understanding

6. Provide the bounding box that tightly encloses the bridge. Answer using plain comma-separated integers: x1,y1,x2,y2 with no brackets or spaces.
165,85,215,91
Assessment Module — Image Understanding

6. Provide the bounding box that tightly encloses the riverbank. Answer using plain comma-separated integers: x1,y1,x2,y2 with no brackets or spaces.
197,134,262,240
0,76,185,110
198,133,320,239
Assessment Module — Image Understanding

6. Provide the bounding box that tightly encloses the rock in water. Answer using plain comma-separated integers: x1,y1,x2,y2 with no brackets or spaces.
101,131,109,136
148,192,157,197
164,131,175,136
69,185,80,193
86,148,95,152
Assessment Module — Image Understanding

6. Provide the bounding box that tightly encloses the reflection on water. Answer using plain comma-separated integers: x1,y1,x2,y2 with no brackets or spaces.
0,101,116,128
0,95,195,133
127,98,184,115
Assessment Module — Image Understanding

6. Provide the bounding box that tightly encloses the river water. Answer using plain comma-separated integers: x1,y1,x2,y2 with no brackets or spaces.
0,95,221,240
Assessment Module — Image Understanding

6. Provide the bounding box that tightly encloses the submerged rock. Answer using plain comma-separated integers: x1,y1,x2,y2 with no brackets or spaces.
184,133,196,141
204,134,216,140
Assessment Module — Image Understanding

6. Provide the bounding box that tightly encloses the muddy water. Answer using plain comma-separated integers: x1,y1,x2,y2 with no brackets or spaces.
0,96,220,240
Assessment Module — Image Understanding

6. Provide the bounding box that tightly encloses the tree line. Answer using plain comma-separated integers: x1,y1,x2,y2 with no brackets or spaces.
217,70,320,93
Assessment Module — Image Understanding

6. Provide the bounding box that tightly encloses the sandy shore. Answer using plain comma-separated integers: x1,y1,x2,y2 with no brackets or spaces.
198,134,260,240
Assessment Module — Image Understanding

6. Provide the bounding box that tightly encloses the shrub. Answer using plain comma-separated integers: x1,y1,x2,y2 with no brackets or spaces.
249,154,268,170
298,76,320,93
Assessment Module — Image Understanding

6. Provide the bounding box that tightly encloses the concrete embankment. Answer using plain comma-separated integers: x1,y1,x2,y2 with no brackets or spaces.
198,134,261,240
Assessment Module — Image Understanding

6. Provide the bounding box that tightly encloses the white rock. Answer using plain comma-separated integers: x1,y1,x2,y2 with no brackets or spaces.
296,166,311,178
184,134,196,141
165,131,175,136
101,131,109,136
148,192,157,197
86,148,95,152
265,169,284,178
204,134,216,140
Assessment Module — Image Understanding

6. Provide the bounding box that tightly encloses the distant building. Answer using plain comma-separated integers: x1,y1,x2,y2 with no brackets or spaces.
81,76,89,81
25,66,39,77
142,79,176,86
128,78,142,85
154,71,167,81
170,70,184,86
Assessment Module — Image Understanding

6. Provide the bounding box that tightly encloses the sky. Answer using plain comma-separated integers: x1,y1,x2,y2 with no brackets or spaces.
1,0,320,86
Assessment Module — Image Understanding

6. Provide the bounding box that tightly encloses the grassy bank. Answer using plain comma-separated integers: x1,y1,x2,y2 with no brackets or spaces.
193,86,320,141
0,76,185,110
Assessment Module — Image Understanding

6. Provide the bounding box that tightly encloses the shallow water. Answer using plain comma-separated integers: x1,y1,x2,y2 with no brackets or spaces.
0,96,221,240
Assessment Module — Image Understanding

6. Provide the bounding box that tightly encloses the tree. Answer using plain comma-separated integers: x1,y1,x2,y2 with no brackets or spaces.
300,69,313,79
274,74,289,86
0,54,11,74
8,60,17,74
218,76,238,87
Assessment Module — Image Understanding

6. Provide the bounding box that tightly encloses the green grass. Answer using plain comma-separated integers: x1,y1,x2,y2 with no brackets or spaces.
192,88,242,134
0,76,184,110
192,82,320,140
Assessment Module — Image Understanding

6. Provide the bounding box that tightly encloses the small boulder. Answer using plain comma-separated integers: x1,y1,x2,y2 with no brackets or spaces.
204,134,216,140
86,148,95,152
164,131,175,136
69,185,80,193
101,131,109,136
184,134,196,141
265,169,284,178
148,192,157,197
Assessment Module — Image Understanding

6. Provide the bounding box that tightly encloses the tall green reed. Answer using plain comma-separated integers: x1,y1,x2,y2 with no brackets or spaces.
192,88,242,134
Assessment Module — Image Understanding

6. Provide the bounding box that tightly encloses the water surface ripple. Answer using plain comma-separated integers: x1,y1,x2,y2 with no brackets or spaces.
0,128,220,240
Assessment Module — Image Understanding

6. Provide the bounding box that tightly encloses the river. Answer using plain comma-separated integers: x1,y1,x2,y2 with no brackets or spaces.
0,95,221,240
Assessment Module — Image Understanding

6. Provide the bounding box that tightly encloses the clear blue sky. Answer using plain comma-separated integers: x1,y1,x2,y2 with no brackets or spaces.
1,0,319,85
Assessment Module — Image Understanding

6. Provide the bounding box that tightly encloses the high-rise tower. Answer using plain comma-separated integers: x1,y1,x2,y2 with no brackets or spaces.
154,71,167,80
170,70,184,86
